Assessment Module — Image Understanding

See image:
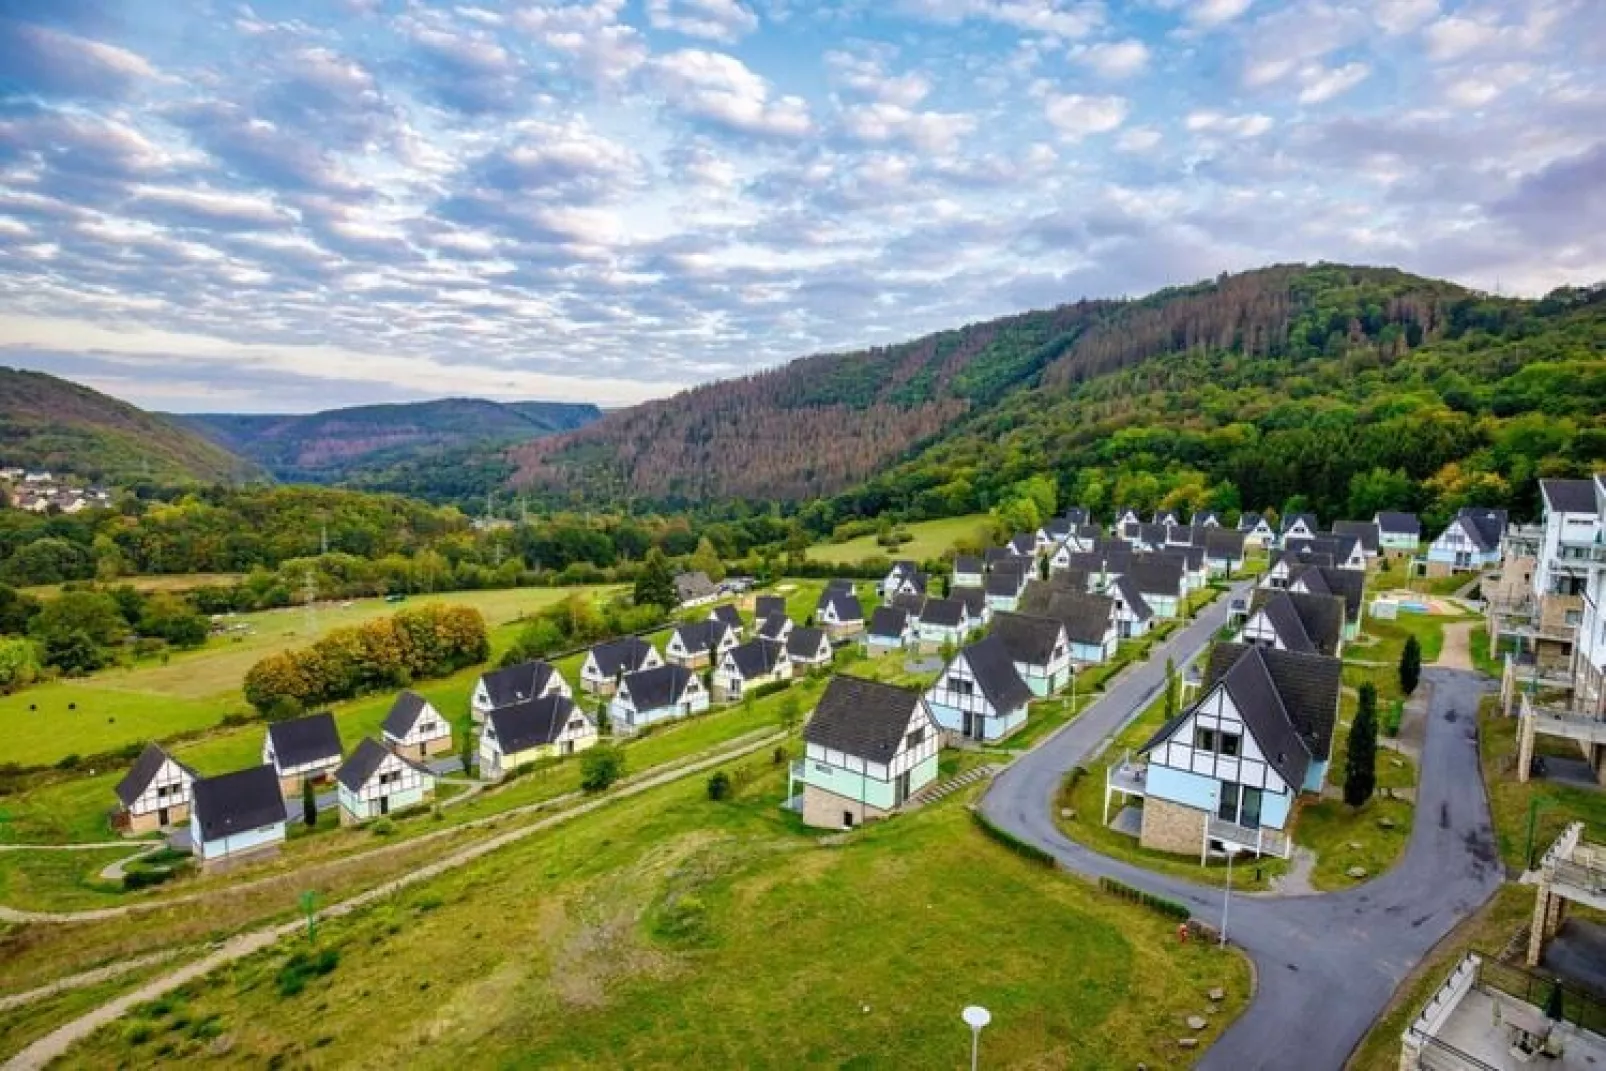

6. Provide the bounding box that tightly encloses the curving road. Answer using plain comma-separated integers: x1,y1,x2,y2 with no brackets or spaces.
980,586,1504,1071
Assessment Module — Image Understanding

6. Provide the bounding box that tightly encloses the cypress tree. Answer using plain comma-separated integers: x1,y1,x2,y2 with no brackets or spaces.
302,776,318,828
1400,634,1422,695
1345,682,1379,807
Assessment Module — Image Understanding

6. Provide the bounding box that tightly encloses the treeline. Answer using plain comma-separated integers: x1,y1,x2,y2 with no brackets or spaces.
0,582,210,688
242,603,488,717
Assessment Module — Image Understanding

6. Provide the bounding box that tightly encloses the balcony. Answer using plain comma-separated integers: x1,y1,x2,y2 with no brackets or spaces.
1107,752,1147,796
1206,816,1290,859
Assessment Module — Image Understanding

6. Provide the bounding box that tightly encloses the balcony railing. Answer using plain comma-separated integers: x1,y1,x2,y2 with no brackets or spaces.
1106,751,1147,796
1206,816,1289,858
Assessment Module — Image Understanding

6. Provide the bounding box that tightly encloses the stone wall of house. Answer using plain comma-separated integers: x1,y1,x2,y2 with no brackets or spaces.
1139,797,1206,857
802,784,890,830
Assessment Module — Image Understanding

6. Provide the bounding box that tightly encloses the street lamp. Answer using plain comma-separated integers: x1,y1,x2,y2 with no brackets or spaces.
1219,844,1242,949
962,1005,991,1071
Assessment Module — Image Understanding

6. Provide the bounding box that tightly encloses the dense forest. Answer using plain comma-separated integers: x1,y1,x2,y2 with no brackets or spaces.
517,264,1606,531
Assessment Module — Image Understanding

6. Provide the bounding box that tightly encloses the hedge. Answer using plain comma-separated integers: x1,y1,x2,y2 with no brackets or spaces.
1098,876,1191,920
970,808,1055,867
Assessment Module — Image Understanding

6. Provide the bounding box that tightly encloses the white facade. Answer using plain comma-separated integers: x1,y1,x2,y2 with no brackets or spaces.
714,649,793,699
1147,684,1297,824
478,709,597,779
579,643,662,693
121,757,194,827
383,699,452,755
339,751,435,822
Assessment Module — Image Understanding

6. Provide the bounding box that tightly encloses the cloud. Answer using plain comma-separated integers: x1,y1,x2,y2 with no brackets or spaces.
1422,14,1500,61
1076,39,1151,79
646,0,759,42
0,19,160,98
1043,94,1130,139
1297,61,1370,104
899,0,1103,39
1183,0,1254,28
1186,110,1274,137
839,102,977,153
652,49,812,138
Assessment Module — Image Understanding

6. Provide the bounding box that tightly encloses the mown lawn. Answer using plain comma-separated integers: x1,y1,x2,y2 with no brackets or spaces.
0,586,615,768
1346,611,1462,667
62,768,1250,1070
807,512,992,565
1480,697,1606,871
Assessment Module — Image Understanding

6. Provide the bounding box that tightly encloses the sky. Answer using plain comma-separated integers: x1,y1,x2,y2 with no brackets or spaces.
0,0,1602,413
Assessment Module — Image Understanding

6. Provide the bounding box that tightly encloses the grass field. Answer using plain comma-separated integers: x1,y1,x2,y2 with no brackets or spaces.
59,768,1250,1069
20,573,246,599
0,586,616,769
1479,697,1606,871
807,513,993,565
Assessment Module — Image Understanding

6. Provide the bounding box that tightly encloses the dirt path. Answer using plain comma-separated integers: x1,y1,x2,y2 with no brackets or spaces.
3,730,786,1070
0,950,188,1016
1436,620,1475,671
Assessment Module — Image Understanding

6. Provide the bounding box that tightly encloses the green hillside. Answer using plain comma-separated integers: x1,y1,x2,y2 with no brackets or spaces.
0,368,259,485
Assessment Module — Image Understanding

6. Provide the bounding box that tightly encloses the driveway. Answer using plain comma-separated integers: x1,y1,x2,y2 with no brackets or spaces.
980,584,1503,1071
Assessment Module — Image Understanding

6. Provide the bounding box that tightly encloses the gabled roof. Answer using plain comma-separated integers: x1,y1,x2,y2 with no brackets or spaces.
1247,591,1312,653
622,664,696,710
948,585,986,619
266,712,343,768
1540,479,1598,515
985,569,1027,597
1038,590,1115,645
1453,507,1507,551
672,619,730,655
725,637,786,679
192,765,286,840
1248,589,1346,656
919,597,965,628
1238,511,1266,531
787,626,830,660
756,613,792,641
1127,556,1184,597
753,594,787,620
888,591,926,615
1133,522,1169,546
959,635,1034,711
1194,510,1221,526
817,589,863,621
983,547,1017,567
1160,544,1206,571
804,676,927,763
886,560,917,577
675,571,716,601
1064,507,1090,526
954,555,983,574
1288,565,1364,623
1207,642,1341,765
709,604,744,628
336,737,430,794
1203,527,1247,558
1006,533,1037,555
115,743,196,807
1373,510,1420,535
589,635,656,678
1151,509,1179,526
382,690,436,739
1332,520,1380,554
479,660,562,709
1270,548,1336,572
1109,576,1154,621
824,578,855,593
989,611,1067,665
1281,512,1319,533
487,694,582,753
868,605,910,638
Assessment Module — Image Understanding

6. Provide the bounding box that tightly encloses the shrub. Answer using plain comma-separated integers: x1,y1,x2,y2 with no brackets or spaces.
580,745,625,792
1098,876,1191,920
750,679,791,700
706,771,732,801
370,818,396,836
276,947,339,997
123,866,178,891
970,808,1055,866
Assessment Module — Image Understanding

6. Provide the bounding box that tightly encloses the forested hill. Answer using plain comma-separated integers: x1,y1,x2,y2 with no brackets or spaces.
0,368,260,485
173,397,600,492
514,263,1606,527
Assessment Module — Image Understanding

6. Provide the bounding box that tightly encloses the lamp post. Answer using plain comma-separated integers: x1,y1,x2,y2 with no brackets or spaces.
1219,845,1241,949
962,1005,991,1071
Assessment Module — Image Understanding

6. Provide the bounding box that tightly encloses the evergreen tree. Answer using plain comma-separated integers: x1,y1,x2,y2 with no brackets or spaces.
1400,634,1422,695
779,692,801,733
302,777,318,828
1164,656,1178,721
634,548,677,611
1345,682,1379,807
459,719,474,776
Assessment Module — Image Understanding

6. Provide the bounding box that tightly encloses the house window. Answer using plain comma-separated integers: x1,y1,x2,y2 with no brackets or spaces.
1194,727,1216,751
567,719,585,732
842,811,856,828
948,676,974,696
1219,733,1241,757
815,762,832,775
906,727,925,749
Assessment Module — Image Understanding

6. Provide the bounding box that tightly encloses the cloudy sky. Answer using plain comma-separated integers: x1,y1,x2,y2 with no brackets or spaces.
0,0,1602,413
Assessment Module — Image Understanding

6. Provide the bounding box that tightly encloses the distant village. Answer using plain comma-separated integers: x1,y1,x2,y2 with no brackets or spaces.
0,467,114,514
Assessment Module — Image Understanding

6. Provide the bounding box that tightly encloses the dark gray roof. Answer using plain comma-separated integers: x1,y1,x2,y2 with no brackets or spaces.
1160,544,1206,571
1289,565,1364,623
1007,533,1037,555
1064,507,1090,526
949,585,986,618
1541,479,1598,515
672,619,730,655
1374,510,1420,535
824,578,855,593
919,597,965,628
954,555,983,574
988,611,1067,665
985,570,1026,597
983,547,1017,567
1281,512,1319,534
787,626,830,660
817,590,864,621
1127,557,1184,597
989,555,1032,576
1204,527,1247,559
1017,575,1087,614
479,661,561,709
1152,510,1179,526
756,613,792,641
725,638,785,679
336,737,430,793
1133,522,1168,546
487,694,581,752
1238,511,1265,530
960,635,1034,711
192,765,286,841
868,606,910,638
1247,591,1315,654
1332,520,1380,554
621,664,696,710
1270,548,1336,573
381,690,435,739
675,571,715,600
114,743,196,807
589,635,655,678
1455,507,1507,551
804,676,927,762
887,560,917,576
1044,591,1115,645
1194,510,1221,526
1207,642,1341,766
754,594,787,619
1109,576,1154,621
266,712,343,768
709,604,744,628
1207,646,1311,790
889,591,926,615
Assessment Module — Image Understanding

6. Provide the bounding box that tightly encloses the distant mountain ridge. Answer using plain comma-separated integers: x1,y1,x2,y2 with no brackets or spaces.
0,367,259,485
172,397,601,487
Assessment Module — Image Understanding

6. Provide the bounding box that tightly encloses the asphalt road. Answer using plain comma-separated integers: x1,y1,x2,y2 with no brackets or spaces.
980,587,1504,1070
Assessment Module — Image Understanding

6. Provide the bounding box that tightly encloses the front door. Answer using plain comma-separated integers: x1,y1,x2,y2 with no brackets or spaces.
1217,781,1240,822
1240,788,1262,829
157,807,169,826
962,711,976,739
379,796,389,816
895,770,911,806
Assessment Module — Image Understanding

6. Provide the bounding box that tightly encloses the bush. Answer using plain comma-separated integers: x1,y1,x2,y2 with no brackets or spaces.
580,745,625,792
750,679,791,701
1382,698,1404,738
276,947,339,997
706,770,732,801
1099,876,1191,920
970,808,1055,866
123,866,178,891
370,818,396,836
